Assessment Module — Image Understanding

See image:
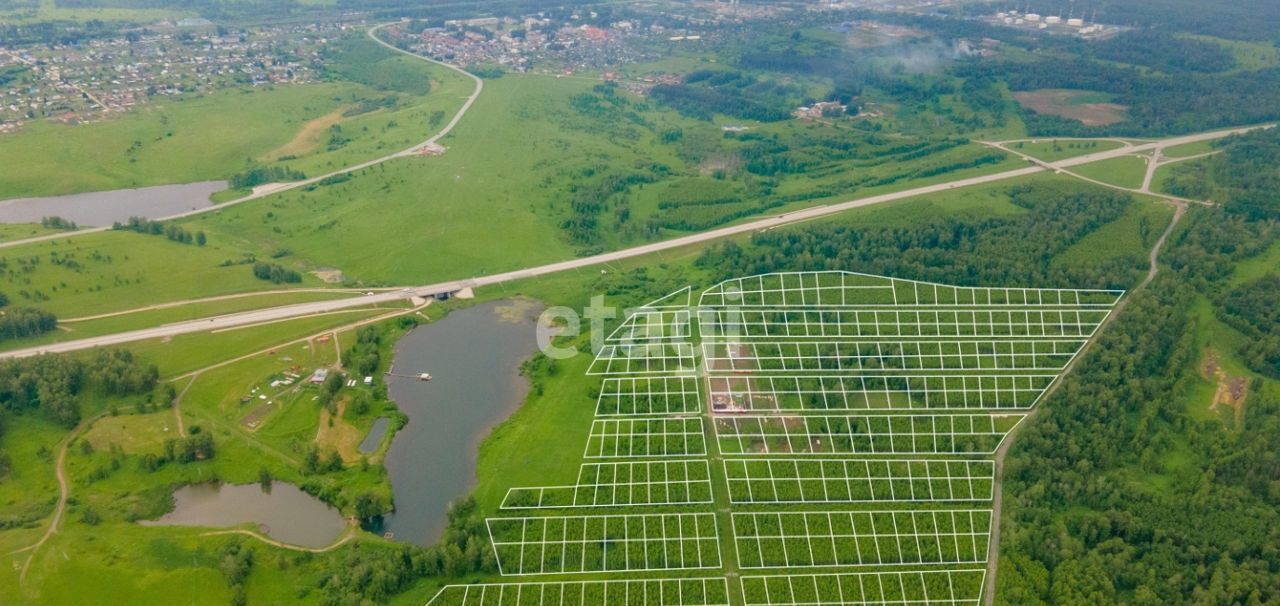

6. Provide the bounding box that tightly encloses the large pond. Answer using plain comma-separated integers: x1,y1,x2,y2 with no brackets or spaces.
0,181,227,226
372,299,542,545
141,482,346,548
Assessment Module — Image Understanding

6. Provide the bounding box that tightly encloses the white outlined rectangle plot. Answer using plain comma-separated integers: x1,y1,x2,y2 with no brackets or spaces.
731,510,992,568
585,417,707,458
587,342,697,375
597,376,702,416
707,375,1054,412
740,570,986,606
723,459,995,503
501,460,714,509
487,513,721,575
714,414,1024,455
427,577,732,606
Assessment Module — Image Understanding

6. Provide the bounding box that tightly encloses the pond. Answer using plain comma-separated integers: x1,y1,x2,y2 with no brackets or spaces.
372,299,542,545
141,481,346,549
0,181,227,226
358,417,390,454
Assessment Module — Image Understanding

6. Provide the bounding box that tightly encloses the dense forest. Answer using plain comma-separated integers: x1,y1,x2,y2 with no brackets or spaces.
1220,275,1280,379
1162,128,1280,221
992,125,1280,604
696,181,1147,291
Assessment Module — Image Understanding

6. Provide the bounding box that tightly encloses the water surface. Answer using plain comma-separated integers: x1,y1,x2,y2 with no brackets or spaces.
0,181,227,226
375,299,542,545
359,417,391,454
141,482,346,548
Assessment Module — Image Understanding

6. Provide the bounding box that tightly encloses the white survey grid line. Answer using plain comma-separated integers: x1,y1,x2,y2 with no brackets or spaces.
722,458,995,503
698,308,1112,339
424,576,732,606
638,285,693,310
713,414,1027,456
586,342,698,376
486,513,721,576
606,309,693,343
700,340,1085,373
500,459,714,509
584,417,707,458
698,271,1123,308
730,509,992,569
739,570,986,606
596,376,702,416
706,374,1057,411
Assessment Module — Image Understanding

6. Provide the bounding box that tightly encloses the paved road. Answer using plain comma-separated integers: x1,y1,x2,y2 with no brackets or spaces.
1,124,1266,359
0,21,483,251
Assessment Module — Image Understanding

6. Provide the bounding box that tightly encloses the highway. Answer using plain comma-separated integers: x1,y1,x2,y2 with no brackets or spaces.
0,123,1267,359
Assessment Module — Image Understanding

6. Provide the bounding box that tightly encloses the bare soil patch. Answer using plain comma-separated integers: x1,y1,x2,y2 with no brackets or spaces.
267,106,349,160
1203,348,1248,427
1013,89,1128,126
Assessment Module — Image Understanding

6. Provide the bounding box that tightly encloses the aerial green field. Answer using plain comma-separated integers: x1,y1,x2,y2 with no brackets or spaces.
1071,154,1149,190
0,34,471,200
1005,138,1127,162
1161,139,1219,158
0,229,315,317
1185,34,1280,71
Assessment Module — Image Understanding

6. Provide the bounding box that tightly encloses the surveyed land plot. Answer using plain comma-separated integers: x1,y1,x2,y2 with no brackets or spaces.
502,460,714,509
740,570,985,606
715,414,1024,456
585,417,707,458
698,307,1112,340
607,309,693,342
597,376,702,416
731,510,992,569
707,374,1055,412
702,340,1084,373
587,342,697,375
698,271,1122,308
723,459,995,504
487,513,721,575
426,577,731,606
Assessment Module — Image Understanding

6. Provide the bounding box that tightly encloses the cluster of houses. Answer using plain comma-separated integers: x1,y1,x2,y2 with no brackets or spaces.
0,22,348,131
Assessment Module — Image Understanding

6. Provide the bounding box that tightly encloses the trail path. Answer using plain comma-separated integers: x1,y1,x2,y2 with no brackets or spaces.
982,201,1185,605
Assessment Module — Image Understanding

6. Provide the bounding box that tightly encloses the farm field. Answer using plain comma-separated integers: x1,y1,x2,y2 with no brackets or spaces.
1012,89,1128,126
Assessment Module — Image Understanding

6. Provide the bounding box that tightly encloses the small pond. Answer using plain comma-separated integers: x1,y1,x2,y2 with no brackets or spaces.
141,482,346,548
0,181,227,226
358,417,391,454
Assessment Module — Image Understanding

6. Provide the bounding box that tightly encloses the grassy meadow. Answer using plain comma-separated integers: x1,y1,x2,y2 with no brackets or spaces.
1071,154,1149,189
1006,138,1127,162
0,34,471,201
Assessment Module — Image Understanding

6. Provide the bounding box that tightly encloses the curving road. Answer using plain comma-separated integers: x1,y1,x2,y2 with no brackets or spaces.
0,124,1267,359
0,21,483,251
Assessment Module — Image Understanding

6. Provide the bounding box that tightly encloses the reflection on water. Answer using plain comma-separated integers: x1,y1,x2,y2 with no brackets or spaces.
359,417,391,454
373,299,541,545
141,482,346,548
0,181,227,226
